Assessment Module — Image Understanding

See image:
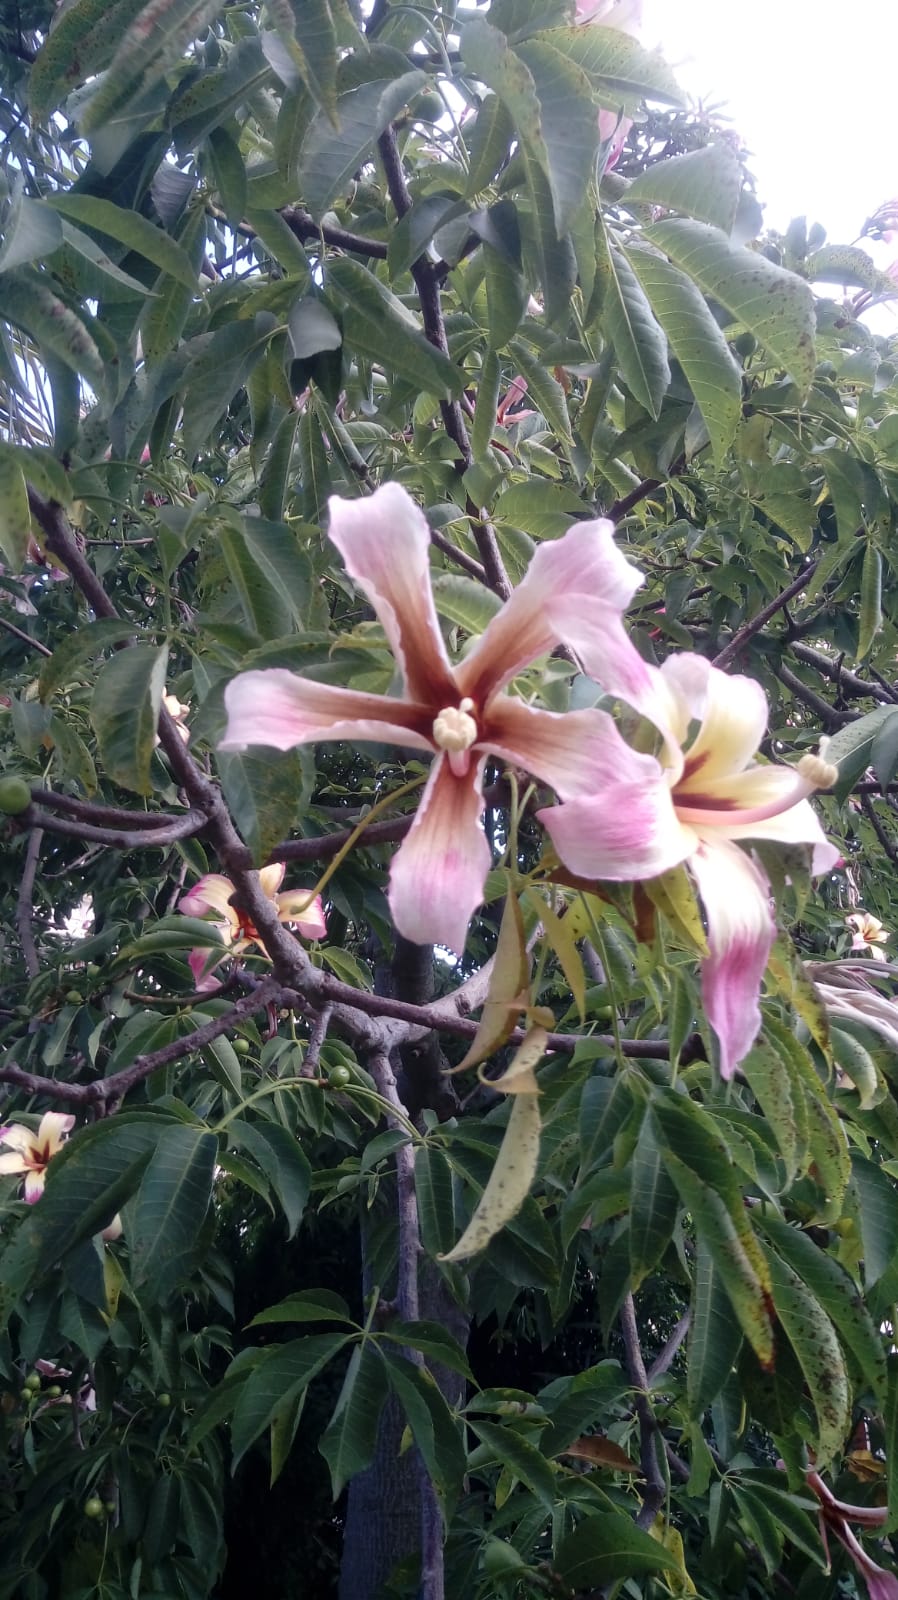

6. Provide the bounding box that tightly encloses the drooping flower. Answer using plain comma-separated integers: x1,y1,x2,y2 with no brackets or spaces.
847,911,889,961
0,1112,75,1201
219,483,669,954
540,654,840,1078
807,960,898,1052
179,864,326,991
575,0,644,167
805,1468,898,1600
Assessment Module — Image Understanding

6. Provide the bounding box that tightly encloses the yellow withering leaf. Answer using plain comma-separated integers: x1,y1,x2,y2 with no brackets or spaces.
440,1030,546,1263
559,1436,639,1473
453,892,529,1073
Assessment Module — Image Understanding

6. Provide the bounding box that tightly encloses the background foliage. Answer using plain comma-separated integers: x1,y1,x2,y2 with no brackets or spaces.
2,0,898,1596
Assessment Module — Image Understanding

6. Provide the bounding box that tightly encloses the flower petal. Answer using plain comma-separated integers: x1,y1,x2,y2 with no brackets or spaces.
675,764,815,827
258,862,286,900
23,1171,46,1202
716,796,841,876
666,657,769,785
388,756,491,953
689,837,776,1080
37,1112,75,1151
221,669,434,755
484,699,655,799
0,1123,37,1155
0,1152,28,1175
457,519,656,714
538,765,693,882
189,947,225,992
277,890,327,940
179,874,239,931
327,486,456,705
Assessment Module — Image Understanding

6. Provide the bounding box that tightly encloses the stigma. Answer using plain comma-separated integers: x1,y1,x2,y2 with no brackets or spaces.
432,697,478,776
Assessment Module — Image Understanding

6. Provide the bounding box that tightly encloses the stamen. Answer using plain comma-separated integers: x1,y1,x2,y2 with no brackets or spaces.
797,752,839,790
432,699,478,754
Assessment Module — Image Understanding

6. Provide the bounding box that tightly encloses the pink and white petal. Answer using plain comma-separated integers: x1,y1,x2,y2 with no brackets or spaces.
277,890,327,940
221,669,435,755
23,1170,46,1203
717,797,841,876
0,1124,37,1156
327,486,456,706
668,659,769,785
538,783,694,883
179,874,239,928
387,755,491,954
486,698,669,801
188,947,225,993
37,1112,75,1151
458,519,654,710
0,1152,28,1175
689,838,776,1081
675,764,816,827
258,862,286,900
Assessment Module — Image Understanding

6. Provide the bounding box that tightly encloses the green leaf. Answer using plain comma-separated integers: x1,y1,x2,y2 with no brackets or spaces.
381,1321,473,1381
28,0,148,117
90,642,168,796
327,256,463,399
625,143,744,232
507,338,572,445
0,446,32,571
45,193,198,290
469,1417,556,1508
629,1112,678,1288
851,1155,898,1288
741,1042,802,1186
383,1351,466,1519
414,1147,457,1259
217,746,310,863
230,1333,351,1468
539,24,683,109
464,93,515,197
624,243,743,461
688,1234,744,1415
180,319,271,459
646,218,817,395
228,1119,311,1238
0,195,64,274
38,618,136,702
249,1289,353,1328
141,205,208,362
320,1341,388,1498
2,269,109,399
300,71,428,217
756,1214,885,1402
460,21,598,236
79,0,228,133
130,1125,217,1301
555,1513,680,1588
387,195,468,279
597,227,670,418
218,513,316,638
857,541,883,661
432,575,502,635
761,1242,850,1466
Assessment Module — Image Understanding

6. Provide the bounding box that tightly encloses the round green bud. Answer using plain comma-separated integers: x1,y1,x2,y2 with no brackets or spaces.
0,776,32,815
232,1038,251,1056
46,1385,63,1398
24,1372,41,1391
328,1065,352,1089
156,1392,172,1408
412,90,444,122
65,991,83,1005
83,1497,105,1520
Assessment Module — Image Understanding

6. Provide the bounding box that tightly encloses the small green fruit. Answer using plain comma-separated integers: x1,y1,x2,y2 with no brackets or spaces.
104,1500,117,1515
232,1038,251,1056
412,90,444,122
46,1385,63,1398
157,1392,172,1408
86,963,101,978
83,1496,105,1520
0,776,31,815
328,1065,352,1089
65,991,83,1005
24,1372,41,1392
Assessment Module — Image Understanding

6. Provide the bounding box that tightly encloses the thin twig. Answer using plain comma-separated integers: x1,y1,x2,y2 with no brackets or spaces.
0,614,52,655
712,564,818,671
860,795,898,870
646,1311,691,1385
16,828,42,979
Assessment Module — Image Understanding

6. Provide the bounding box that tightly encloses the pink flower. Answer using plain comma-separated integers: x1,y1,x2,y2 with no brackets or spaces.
179,865,326,990
219,483,665,954
0,1113,75,1201
847,911,889,961
540,655,840,1078
806,1470,898,1600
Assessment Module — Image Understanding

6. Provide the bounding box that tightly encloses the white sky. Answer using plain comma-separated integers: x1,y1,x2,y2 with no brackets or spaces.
644,1,898,249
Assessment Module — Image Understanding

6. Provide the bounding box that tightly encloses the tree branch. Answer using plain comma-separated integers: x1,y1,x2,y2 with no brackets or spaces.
0,613,52,656
23,805,206,850
16,827,42,979
280,205,388,260
619,1293,668,1530
712,563,818,671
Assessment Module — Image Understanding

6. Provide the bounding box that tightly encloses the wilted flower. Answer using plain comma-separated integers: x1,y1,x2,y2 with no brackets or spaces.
540,656,840,1078
847,911,889,960
805,1468,898,1600
0,1112,74,1201
179,864,326,991
219,484,676,953
806,961,898,1052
